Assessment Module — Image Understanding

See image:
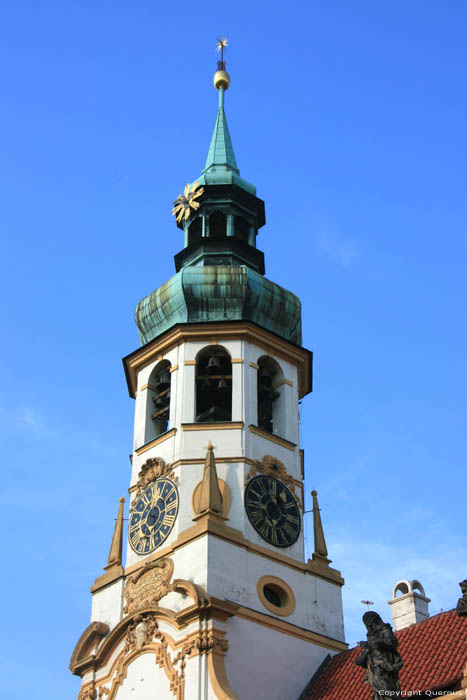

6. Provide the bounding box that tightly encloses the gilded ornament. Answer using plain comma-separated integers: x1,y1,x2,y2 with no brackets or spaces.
120,613,187,698
214,36,230,90
132,457,177,501
172,181,204,223
216,37,228,53
69,621,109,675
123,557,175,614
77,683,95,700
124,613,161,654
196,631,229,655
245,455,299,501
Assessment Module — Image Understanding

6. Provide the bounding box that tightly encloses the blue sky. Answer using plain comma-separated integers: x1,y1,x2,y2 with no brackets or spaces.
1,1,466,697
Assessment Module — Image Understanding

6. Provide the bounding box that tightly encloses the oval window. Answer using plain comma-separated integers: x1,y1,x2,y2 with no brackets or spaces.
263,584,284,608
257,576,296,617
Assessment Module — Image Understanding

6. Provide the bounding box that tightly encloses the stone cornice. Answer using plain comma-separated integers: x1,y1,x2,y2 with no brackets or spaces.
122,321,312,400
91,515,343,595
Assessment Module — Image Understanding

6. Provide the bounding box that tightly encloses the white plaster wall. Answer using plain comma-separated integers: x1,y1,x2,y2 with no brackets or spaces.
207,537,344,640
169,535,208,589
308,577,345,641
181,426,243,459
243,344,258,429
213,459,245,532
115,654,167,700
113,652,200,700
225,616,332,700
181,362,196,424
246,433,301,479
91,578,125,630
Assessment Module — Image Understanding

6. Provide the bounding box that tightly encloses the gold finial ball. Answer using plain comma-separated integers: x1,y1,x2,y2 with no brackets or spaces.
214,69,230,90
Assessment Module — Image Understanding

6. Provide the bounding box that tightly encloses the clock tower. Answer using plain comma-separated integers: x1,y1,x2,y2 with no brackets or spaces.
70,46,346,700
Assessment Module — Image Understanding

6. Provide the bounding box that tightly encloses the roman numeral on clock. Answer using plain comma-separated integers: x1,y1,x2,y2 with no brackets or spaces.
163,513,176,528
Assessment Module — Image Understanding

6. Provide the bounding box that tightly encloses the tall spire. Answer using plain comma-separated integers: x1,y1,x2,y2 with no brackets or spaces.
105,497,125,571
197,39,256,195
203,39,239,176
311,490,329,559
203,87,239,175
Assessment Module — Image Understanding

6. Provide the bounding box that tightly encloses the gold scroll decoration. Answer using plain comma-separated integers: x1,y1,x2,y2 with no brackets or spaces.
244,455,299,502
123,558,174,614
132,457,178,504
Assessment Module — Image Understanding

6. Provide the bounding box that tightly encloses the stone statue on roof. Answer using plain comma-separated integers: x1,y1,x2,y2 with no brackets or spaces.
456,580,467,618
354,611,403,699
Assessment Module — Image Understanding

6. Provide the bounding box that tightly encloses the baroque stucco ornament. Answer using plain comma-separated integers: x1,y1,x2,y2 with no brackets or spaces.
245,455,300,503
123,557,175,614
120,614,229,699
131,457,178,505
72,590,239,700
124,613,187,698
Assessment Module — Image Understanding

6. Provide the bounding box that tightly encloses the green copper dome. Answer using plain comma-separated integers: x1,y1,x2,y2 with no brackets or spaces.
135,66,302,347
135,266,302,345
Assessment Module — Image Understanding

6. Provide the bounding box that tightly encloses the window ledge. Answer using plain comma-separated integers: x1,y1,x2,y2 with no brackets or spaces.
182,421,244,431
248,425,296,451
135,428,177,455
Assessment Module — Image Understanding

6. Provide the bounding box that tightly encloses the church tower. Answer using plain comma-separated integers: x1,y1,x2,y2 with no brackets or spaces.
70,44,346,700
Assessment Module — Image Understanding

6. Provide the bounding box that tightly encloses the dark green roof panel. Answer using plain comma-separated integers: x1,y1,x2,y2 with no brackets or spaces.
135,266,302,346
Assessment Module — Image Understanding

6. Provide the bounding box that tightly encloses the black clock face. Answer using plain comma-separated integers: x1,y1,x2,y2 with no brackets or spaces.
129,478,179,554
244,475,301,548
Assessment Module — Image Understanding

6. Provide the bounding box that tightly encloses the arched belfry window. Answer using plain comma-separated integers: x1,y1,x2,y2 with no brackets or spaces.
257,356,283,434
235,215,249,242
210,211,226,239
149,360,171,437
195,347,232,422
188,216,202,245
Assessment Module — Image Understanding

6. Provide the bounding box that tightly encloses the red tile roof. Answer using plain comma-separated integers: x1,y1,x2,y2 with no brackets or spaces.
305,609,467,700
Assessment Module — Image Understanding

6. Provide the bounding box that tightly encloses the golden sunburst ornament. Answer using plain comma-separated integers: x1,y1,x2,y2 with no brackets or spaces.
216,36,228,52
172,181,204,223
216,36,228,64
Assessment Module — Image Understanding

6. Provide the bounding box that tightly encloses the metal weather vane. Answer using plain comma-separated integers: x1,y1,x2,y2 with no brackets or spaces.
172,181,204,223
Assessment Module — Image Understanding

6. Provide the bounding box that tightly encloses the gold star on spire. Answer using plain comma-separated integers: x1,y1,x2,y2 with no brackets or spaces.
216,36,228,53
216,36,228,67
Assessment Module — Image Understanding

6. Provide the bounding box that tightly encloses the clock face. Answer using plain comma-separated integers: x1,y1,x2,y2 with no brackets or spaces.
129,478,179,555
244,475,301,548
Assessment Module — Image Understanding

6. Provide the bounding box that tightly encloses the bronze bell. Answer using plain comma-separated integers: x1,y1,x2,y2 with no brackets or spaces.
154,392,168,409
217,377,228,391
258,367,272,383
156,370,170,388
207,355,222,371
202,376,211,390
